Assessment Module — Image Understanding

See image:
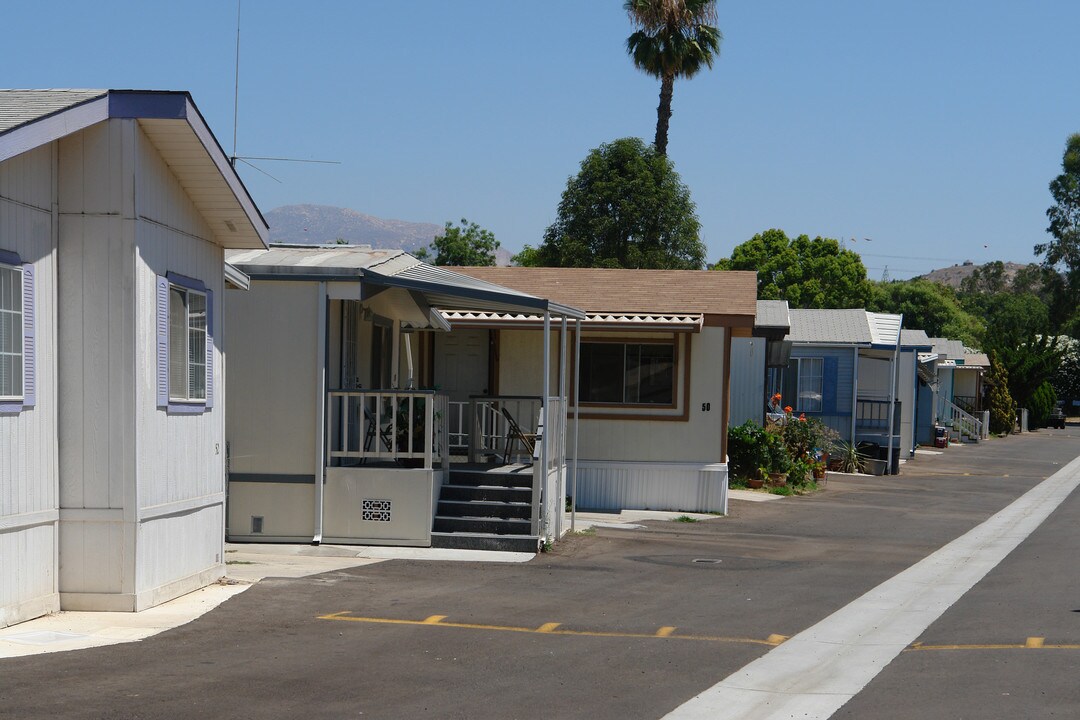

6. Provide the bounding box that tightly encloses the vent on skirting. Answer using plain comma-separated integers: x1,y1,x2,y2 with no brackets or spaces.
251,516,264,534
362,499,392,522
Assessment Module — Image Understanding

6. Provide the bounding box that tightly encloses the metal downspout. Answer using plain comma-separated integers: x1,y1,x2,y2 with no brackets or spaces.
851,345,859,442
571,318,581,533
886,315,903,475
312,282,327,544
540,312,551,542
557,316,567,539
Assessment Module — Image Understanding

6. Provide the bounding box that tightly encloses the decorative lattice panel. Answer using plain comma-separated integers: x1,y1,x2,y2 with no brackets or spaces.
362,499,392,522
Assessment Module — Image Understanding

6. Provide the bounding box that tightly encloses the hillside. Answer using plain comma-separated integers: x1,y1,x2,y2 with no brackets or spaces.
265,204,442,250
918,260,1028,289
264,204,513,264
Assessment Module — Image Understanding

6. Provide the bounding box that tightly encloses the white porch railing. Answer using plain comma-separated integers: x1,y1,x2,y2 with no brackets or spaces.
327,389,449,468
941,398,983,442
465,396,543,464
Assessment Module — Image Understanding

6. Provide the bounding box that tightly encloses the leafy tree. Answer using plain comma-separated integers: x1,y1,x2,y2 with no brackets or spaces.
1051,337,1080,408
974,292,1062,408
959,260,1010,296
868,279,983,346
625,0,721,156
988,350,1017,435
713,229,872,308
415,218,499,266
516,137,706,269
1037,133,1080,302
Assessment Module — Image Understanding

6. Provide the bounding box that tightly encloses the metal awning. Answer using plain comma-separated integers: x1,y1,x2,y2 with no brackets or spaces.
438,310,703,331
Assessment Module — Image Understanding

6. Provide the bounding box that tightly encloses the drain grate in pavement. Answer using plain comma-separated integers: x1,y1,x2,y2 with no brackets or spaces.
692,558,723,564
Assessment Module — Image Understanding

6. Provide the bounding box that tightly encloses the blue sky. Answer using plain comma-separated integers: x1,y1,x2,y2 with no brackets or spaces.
6,1,1079,278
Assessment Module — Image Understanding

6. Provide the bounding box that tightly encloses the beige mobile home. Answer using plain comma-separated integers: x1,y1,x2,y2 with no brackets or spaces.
224,245,583,552
0,90,267,626
445,267,758,514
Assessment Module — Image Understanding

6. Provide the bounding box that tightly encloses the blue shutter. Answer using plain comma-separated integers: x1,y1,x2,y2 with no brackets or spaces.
156,275,169,407
822,356,838,415
205,289,214,409
21,263,35,407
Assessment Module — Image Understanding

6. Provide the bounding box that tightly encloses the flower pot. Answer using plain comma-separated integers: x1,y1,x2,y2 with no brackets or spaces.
746,477,765,489
812,468,826,480
767,472,787,486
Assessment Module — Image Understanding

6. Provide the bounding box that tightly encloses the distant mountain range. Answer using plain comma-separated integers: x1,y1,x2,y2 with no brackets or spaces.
264,204,513,265
917,260,1028,289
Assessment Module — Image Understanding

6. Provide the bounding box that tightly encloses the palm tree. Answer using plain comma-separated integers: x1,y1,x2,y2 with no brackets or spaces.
625,0,721,156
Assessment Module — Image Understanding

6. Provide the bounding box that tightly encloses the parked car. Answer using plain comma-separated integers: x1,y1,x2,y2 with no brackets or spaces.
1049,403,1066,429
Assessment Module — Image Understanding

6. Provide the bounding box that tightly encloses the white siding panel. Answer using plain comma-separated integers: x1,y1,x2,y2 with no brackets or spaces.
729,337,765,427
574,461,727,513
132,121,225,597
226,281,318,476
137,505,224,601
0,142,59,626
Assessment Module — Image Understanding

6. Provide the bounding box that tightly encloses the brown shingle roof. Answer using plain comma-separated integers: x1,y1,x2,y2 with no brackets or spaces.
450,267,757,321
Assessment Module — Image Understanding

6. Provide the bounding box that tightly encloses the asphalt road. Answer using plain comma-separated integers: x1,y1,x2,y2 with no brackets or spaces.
3,429,1080,719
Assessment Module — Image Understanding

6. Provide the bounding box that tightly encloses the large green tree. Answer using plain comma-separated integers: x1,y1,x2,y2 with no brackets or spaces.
1037,133,1080,293
516,137,706,269
415,218,499,266
868,279,983,346
713,229,872,308
625,0,721,156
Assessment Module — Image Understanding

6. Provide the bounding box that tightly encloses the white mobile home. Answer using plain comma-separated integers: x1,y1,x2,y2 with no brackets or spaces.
0,90,267,626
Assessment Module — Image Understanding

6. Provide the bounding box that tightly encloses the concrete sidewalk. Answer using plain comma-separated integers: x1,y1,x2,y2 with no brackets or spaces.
0,542,532,658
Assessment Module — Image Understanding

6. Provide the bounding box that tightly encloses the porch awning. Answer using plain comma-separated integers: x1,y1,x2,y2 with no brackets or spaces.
226,244,586,320
363,262,585,319
438,310,704,331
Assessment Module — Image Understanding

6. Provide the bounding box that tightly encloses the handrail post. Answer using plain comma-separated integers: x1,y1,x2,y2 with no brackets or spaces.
424,395,433,469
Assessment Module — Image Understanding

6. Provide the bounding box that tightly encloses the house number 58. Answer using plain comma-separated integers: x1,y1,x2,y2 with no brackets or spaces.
701,402,711,411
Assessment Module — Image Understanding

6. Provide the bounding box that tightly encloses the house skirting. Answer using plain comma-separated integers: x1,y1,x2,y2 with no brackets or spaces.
60,564,225,613
573,461,728,514
1,592,60,629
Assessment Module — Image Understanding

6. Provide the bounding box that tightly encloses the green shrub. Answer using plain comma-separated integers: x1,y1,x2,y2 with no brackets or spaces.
1029,381,1057,428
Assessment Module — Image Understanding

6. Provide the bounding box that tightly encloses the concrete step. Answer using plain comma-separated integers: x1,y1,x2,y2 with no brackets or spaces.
439,484,532,503
430,531,540,553
432,515,533,535
437,499,532,520
448,471,533,489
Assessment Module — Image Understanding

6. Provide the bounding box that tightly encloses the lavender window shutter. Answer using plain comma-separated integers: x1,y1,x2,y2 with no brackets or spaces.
21,263,35,407
156,275,169,407
205,289,214,409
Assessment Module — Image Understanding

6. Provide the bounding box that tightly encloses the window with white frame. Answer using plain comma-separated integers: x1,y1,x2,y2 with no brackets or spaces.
0,261,23,400
796,357,824,413
168,284,207,402
157,273,213,412
579,341,675,405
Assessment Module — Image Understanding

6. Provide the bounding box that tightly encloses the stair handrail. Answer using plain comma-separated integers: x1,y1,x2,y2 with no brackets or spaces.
943,398,982,440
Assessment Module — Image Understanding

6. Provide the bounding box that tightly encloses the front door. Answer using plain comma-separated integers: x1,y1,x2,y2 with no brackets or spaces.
434,329,490,449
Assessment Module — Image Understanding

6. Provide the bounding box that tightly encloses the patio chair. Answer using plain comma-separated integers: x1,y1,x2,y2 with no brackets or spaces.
362,404,395,461
500,406,537,464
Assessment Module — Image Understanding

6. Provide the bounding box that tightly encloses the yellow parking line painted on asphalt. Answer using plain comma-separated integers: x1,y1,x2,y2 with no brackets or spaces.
656,626,676,637
766,634,789,645
906,639,1080,652
317,612,778,647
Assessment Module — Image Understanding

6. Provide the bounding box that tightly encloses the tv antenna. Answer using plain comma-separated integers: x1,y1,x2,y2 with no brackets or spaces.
229,0,340,182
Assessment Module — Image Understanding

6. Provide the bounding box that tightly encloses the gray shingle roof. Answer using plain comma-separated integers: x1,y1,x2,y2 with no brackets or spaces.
755,300,790,331
900,328,932,348
787,309,874,343
0,89,106,134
